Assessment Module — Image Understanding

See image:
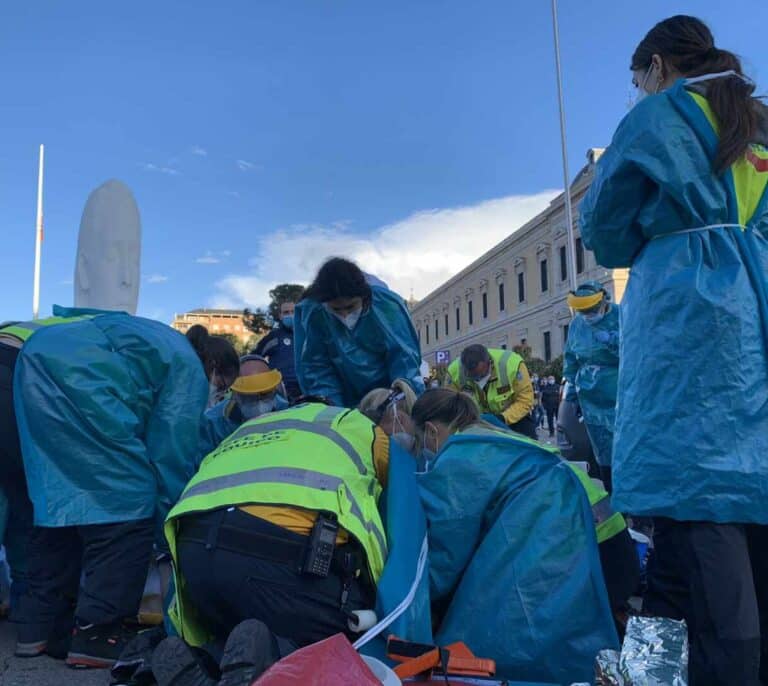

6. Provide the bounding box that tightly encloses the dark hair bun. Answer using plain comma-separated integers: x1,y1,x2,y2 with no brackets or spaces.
186,324,209,354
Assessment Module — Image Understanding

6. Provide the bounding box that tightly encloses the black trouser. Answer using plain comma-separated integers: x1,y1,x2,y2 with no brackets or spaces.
0,342,34,609
508,414,538,440
544,406,558,435
645,518,767,686
176,508,374,651
15,519,154,643
598,528,641,638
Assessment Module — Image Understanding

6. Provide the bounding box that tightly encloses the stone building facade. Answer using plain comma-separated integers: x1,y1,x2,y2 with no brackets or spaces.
411,150,628,367
171,308,253,347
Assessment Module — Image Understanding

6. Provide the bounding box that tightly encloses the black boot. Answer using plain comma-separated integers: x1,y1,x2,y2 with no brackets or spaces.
151,637,218,686
217,620,280,686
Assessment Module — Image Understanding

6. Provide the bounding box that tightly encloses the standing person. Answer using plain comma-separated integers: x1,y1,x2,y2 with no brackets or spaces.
445,344,536,439
563,282,620,491
540,376,560,438
186,325,239,409
11,179,209,670
253,301,301,400
294,257,424,407
580,15,768,685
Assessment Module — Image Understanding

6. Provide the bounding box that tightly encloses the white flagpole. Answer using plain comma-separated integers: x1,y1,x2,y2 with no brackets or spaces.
551,0,578,292
33,144,44,319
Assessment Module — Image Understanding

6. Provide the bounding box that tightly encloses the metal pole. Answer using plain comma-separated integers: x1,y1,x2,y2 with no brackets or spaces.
551,0,578,292
33,144,44,319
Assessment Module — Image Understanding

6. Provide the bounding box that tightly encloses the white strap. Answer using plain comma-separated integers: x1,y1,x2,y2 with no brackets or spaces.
684,70,753,86
353,533,429,651
653,223,746,239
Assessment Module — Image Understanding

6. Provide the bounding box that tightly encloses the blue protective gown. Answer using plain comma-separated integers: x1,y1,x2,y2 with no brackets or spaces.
294,285,425,407
580,80,768,523
418,425,617,683
14,306,208,531
563,304,620,467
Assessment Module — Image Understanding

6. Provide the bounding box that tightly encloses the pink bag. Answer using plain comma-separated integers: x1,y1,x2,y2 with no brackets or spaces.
253,633,382,686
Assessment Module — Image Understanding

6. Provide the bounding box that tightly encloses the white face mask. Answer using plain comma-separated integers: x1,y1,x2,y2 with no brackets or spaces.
325,305,362,331
474,373,491,389
629,65,655,108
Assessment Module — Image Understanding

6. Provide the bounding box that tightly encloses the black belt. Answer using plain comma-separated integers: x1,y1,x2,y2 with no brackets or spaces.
178,516,363,577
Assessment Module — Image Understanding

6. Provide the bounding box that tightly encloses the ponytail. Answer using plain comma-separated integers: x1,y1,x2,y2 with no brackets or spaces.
631,15,760,174
186,324,239,381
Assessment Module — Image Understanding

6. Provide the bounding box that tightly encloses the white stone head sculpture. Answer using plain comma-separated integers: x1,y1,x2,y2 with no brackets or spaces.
74,179,141,314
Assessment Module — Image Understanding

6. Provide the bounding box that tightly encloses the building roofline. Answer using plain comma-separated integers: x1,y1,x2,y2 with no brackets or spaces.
413,161,595,307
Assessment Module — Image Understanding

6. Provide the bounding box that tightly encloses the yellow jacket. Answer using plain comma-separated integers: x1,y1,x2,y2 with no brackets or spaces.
447,349,535,425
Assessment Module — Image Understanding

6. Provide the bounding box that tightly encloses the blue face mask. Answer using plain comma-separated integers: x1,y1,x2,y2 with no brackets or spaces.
281,315,294,330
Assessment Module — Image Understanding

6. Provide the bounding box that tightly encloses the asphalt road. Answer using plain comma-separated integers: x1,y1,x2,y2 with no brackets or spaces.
0,619,111,686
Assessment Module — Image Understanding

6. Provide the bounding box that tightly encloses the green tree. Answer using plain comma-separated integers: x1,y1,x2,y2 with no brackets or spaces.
267,284,305,321
242,308,270,336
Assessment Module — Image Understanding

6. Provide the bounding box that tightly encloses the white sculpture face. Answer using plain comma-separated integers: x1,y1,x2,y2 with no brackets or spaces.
74,179,141,314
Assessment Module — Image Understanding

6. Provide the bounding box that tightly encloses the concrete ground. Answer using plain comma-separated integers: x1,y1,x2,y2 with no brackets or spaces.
0,577,165,685
0,619,110,686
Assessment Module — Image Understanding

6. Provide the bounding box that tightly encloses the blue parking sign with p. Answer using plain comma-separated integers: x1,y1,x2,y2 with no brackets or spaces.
435,350,451,366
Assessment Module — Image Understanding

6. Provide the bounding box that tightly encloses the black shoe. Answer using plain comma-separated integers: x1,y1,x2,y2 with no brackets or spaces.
218,620,279,686
15,615,73,660
151,637,217,686
67,621,138,669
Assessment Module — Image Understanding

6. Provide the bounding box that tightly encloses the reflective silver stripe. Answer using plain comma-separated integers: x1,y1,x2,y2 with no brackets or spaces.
260,338,279,354
229,419,367,475
314,405,344,426
592,496,614,526
497,351,512,387
181,466,387,554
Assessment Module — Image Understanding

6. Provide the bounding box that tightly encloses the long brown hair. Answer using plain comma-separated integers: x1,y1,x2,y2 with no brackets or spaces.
411,388,479,434
632,15,758,174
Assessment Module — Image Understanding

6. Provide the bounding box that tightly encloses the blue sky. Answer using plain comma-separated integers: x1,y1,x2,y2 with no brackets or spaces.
2,1,766,322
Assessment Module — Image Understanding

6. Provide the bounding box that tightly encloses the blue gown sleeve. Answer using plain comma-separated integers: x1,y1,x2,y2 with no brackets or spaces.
146,357,208,536
579,104,659,268
294,302,345,405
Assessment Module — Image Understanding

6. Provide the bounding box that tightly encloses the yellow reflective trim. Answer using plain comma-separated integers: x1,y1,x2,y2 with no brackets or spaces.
689,92,719,134
689,92,768,225
732,149,768,225
567,291,603,311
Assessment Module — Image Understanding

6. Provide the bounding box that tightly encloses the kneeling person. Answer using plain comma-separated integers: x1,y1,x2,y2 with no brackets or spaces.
165,402,388,665
446,344,536,439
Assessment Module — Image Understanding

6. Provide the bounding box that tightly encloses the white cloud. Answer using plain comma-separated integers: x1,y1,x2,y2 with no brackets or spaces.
236,159,256,172
146,274,169,284
142,163,179,176
191,146,208,157
209,190,558,309
196,250,230,265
